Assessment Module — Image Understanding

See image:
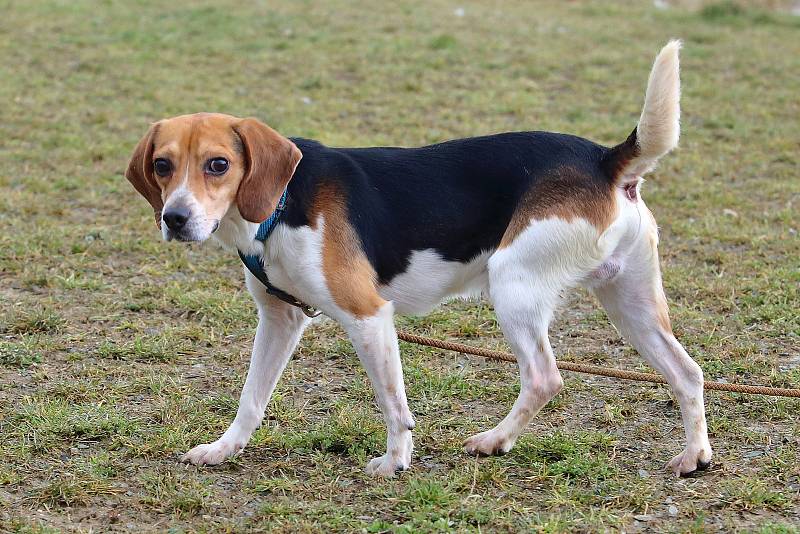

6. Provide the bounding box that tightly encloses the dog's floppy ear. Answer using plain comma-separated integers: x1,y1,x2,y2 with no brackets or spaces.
125,122,163,228
233,118,302,223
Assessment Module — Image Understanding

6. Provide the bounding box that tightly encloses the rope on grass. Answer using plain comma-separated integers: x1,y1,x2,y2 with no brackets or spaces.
396,331,800,398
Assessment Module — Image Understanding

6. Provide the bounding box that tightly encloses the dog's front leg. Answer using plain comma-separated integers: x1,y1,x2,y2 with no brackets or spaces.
344,302,415,477
181,291,310,466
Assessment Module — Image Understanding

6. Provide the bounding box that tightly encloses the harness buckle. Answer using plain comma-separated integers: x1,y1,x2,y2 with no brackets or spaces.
300,304,323,318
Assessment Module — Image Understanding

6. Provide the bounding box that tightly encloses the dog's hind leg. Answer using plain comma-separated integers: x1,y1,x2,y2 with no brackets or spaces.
592,218,712,477
181,275,311,466
463,220,602,456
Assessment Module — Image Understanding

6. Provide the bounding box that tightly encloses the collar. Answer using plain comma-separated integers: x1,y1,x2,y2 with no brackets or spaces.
237,190,321,317
253,190,288,243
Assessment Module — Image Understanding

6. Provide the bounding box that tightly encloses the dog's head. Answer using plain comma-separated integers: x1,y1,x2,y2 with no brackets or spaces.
125,113,302,242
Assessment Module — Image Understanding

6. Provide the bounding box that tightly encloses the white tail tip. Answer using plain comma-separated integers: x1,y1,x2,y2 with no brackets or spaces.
614,40,682,178
635,40,681,173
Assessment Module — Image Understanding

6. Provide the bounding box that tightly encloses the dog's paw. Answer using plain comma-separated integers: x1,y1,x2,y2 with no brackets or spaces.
366,432,412,477
667,446,713,477
464,429,515,457
180,440,241,466
366,453,410,477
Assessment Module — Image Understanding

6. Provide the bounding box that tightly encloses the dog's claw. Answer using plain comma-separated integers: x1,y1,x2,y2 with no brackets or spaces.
464,429,514,457
679,459,712,478
366,454,410,477
667,446,713,477
181,440,241,466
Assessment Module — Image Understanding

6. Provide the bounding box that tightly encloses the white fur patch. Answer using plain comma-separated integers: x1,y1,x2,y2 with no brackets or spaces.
212,206,261,255
161,164,222,242
343,301,414,475
380,249,493,315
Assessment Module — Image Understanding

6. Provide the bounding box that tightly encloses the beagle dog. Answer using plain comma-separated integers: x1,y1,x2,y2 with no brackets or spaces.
125,41,712,477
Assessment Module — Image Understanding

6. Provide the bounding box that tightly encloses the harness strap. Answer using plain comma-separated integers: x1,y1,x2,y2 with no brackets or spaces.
237,191,322,318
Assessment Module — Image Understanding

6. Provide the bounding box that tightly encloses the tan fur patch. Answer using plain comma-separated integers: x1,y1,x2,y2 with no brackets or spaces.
125,122,163,226
536,338,549,356
500,166,618,248
650,228,673,334
310,183,385,318
233,118,302,223
656,299,673,334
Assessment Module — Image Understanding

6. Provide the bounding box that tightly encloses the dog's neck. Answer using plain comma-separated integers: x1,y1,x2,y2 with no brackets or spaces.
212,207,263,256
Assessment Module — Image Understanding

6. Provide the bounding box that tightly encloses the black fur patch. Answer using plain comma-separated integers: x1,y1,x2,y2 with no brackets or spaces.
281,132,614,284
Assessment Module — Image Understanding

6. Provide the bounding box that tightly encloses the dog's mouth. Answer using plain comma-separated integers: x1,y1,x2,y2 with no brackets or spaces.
165,229,203,243
165,220,220,242
173,233,200,243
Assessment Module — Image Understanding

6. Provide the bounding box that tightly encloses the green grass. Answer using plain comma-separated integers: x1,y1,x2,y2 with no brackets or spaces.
1,0,799,531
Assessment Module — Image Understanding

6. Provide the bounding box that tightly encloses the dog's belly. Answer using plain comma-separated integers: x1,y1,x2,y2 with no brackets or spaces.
379,249,492,315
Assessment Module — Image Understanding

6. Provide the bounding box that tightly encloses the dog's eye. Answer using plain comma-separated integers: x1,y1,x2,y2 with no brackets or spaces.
153,158,172,177
207,158,229,175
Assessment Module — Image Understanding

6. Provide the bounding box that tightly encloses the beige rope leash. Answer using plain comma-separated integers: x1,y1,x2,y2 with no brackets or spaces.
396,331,800,398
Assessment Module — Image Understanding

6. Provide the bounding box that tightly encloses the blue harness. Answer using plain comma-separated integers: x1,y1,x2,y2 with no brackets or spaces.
237,190,321,317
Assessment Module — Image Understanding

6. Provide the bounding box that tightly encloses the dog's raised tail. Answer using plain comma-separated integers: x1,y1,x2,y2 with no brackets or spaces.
605,40,681,180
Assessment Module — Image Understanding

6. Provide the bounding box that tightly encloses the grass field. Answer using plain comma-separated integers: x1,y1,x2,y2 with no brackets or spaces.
1,0,799,532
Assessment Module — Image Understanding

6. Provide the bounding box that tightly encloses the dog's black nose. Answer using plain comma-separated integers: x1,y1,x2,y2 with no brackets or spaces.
162,208,190,232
